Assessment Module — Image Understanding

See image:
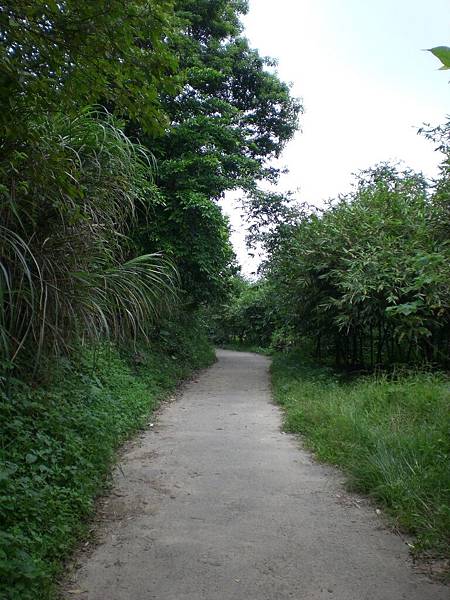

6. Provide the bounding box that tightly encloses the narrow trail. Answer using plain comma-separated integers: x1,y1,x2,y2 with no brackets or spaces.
64,350,447,600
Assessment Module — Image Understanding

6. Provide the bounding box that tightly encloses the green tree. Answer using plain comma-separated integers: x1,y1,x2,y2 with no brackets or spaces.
263,164,450,367
134,0,302,303
0,0,178,134
211,276,277,346
0,2,186,372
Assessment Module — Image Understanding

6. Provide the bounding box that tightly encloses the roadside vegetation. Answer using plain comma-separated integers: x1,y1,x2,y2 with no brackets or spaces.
272,352,450,559
1,2,300,598
213,122,450,561
0,320,214,600
2,1,449,595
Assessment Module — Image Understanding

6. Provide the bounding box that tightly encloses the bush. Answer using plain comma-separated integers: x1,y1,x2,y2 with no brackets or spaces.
0,111,179,375
263,163,450,369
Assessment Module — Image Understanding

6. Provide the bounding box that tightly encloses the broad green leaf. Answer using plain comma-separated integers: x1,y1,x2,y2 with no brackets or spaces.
427,46,450,70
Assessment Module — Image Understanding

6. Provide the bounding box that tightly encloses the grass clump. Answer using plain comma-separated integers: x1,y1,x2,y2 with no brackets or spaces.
271,351,450,559
0,318,214,600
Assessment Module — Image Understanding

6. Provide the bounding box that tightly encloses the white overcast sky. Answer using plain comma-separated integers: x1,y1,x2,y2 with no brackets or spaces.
220,0,450,276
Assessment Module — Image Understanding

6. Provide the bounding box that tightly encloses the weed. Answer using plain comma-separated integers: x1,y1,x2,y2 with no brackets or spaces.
0,318,214,600
271,351,450,559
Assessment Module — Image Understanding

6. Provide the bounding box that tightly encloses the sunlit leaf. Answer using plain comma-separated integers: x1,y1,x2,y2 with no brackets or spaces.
427,46,450,70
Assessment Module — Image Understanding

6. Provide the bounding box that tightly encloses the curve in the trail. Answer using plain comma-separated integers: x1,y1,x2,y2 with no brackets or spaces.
64,350,448,600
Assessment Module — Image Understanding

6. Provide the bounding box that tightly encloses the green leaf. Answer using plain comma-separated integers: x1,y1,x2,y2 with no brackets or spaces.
0,464,18,481
427,46,450,70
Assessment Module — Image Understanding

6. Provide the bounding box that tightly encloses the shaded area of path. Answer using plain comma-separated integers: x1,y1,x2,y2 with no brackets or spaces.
64,350,447,599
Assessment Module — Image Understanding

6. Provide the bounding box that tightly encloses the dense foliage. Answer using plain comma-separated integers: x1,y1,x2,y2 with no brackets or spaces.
1,1,181,374
218,134,450,370
211,276,276,348
268,163,450,367
0,0,178,133
1,111,178,371
1,3,301,597
0,318,214,600
134,0,301,303
0,0,300,372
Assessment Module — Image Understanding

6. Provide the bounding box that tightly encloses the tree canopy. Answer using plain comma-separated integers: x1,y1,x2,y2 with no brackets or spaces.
0,0,178,133
0,0,301,368
133,0,301,303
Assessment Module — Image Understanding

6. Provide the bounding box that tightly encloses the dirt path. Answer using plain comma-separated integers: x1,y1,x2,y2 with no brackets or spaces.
64,350,448,599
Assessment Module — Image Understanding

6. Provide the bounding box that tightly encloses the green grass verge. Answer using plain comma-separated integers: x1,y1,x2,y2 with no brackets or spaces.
0,320,215,600
271,351,450,559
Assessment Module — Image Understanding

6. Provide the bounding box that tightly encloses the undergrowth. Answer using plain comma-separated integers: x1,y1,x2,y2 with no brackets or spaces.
219,342,272,356
0,317,214,600
271,351,450,560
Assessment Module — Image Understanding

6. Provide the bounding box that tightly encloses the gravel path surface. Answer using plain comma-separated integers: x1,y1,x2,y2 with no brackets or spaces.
64,349,448,599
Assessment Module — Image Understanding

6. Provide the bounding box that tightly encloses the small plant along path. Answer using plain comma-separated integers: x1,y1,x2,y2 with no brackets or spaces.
64,350,447,599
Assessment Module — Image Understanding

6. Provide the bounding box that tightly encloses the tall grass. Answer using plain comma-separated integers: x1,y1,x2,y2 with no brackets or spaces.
272,351,450,559
0,111,178,373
